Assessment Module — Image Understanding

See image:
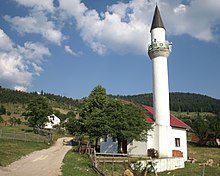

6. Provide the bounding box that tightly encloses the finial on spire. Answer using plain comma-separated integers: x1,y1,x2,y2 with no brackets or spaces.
150,5,165,32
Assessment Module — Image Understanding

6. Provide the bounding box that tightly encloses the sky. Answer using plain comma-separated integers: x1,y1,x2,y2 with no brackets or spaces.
0,0,220,100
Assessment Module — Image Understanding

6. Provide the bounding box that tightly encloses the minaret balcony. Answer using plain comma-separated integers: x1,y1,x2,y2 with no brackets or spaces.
148,41,172,59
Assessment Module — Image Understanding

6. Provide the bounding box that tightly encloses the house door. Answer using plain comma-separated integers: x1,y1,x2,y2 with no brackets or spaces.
122,140,127,153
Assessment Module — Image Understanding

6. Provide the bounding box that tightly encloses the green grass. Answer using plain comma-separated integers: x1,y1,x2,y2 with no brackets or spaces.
62,143,220,176
148,143,220,176
0,125,33,132
62,150,98,176
0,139,48,166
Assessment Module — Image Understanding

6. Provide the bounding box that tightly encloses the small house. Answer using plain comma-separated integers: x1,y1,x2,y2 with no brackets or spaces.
44,114,60,129
100,105,190,161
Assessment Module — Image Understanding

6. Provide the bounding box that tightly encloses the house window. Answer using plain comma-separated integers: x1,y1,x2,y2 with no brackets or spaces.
175,138,180,147
112,137,116,142
104,136,107,142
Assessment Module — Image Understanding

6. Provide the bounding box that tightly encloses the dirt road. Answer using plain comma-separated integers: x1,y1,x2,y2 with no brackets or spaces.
0,137,72,176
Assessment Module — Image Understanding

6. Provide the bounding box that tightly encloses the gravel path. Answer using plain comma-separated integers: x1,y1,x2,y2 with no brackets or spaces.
0,137,72,176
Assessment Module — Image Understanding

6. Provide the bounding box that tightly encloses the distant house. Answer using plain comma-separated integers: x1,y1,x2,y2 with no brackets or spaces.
100,105,190,161
44,114,60,129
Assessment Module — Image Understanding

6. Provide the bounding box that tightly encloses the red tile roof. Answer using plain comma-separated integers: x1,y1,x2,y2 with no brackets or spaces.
143,105,190,129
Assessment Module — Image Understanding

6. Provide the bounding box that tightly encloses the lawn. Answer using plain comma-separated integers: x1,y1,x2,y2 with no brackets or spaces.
0,139,48,166
62,150,98,176
62,143,220,176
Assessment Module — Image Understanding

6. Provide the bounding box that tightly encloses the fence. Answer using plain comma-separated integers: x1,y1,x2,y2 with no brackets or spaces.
85,146,159,176
0,129,50,143
86,147,130,176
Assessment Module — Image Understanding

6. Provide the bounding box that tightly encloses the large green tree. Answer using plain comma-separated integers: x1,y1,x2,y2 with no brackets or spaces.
67,85,151,152
106,99,151,153
25,96,53,131
80,85,109,149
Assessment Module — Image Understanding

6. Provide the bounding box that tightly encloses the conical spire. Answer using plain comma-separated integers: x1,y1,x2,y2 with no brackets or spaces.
150,5,165,32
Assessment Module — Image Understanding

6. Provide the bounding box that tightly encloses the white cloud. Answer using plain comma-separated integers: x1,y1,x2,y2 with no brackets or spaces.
18,42,51,62
58,0,220,55
14,86,27,92
0,29,13,51
174,4,186,14
59,0,152,55
15,0,54,12
0,28,50,91
64,45,77,56
4,12,63,45
161,0,220,41
4,0,220,57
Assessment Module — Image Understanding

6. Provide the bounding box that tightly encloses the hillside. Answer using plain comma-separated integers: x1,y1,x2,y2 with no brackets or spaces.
0,87,82,111
112,92,220,114
1,87,220,115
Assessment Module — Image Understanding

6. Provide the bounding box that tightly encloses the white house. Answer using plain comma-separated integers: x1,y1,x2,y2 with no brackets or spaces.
44,114,61,129
100,105,190,161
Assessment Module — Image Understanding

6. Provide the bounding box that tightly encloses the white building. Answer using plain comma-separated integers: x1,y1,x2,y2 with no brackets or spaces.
100,105,190,161
44,114,61,129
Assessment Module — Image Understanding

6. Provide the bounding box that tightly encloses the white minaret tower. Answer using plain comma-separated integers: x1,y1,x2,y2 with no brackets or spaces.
148,5,172,158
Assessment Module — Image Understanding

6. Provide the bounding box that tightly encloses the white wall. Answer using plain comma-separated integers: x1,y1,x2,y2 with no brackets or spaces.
100,127,188,161
171,127,188,161
44,114,60,129
127,140,147,156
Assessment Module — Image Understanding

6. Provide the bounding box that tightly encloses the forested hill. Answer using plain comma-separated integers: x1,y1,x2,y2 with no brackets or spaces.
1,86,220,113
112,93,220,113
0,87,82,110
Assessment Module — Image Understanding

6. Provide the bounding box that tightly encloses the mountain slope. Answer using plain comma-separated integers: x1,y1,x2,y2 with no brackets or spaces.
112,92,220,113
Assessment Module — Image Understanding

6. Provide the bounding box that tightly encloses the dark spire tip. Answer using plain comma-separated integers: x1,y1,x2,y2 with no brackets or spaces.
150,5,165,32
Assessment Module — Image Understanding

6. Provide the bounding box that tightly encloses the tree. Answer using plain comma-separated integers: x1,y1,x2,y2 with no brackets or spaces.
25,96,53,131
0,105,6,115
0,116,3,124
190,116,209,141
208,115,220,139
106,99,151,153
80,85,109,149
80,85,108,117
67,85,151,152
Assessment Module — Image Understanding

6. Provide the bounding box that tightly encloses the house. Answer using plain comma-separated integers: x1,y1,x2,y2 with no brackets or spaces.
44,114,61,129
100,105,190,161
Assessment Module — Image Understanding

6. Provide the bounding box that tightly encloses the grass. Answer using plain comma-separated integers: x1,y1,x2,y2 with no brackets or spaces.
148,143,220,176
62,150,98,176
0,139,48,166
171,111,216,118
0,125,33,132
62,142,220,176
0,125,64,167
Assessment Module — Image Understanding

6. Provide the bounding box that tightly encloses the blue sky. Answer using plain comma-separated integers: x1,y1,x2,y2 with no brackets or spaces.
0,0,220,99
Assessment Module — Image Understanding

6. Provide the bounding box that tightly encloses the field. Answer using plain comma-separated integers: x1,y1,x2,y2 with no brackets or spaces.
62,143,220,176
0,139,48,166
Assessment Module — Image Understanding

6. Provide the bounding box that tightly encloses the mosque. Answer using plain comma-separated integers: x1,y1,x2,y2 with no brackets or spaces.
100,5,190,172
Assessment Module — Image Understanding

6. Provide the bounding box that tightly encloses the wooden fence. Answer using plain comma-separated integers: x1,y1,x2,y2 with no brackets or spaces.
0,130,50,143
87,147,129,176
85,146,158,176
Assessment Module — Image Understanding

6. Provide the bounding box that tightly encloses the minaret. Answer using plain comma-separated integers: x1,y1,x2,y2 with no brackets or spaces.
148,5,172,158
